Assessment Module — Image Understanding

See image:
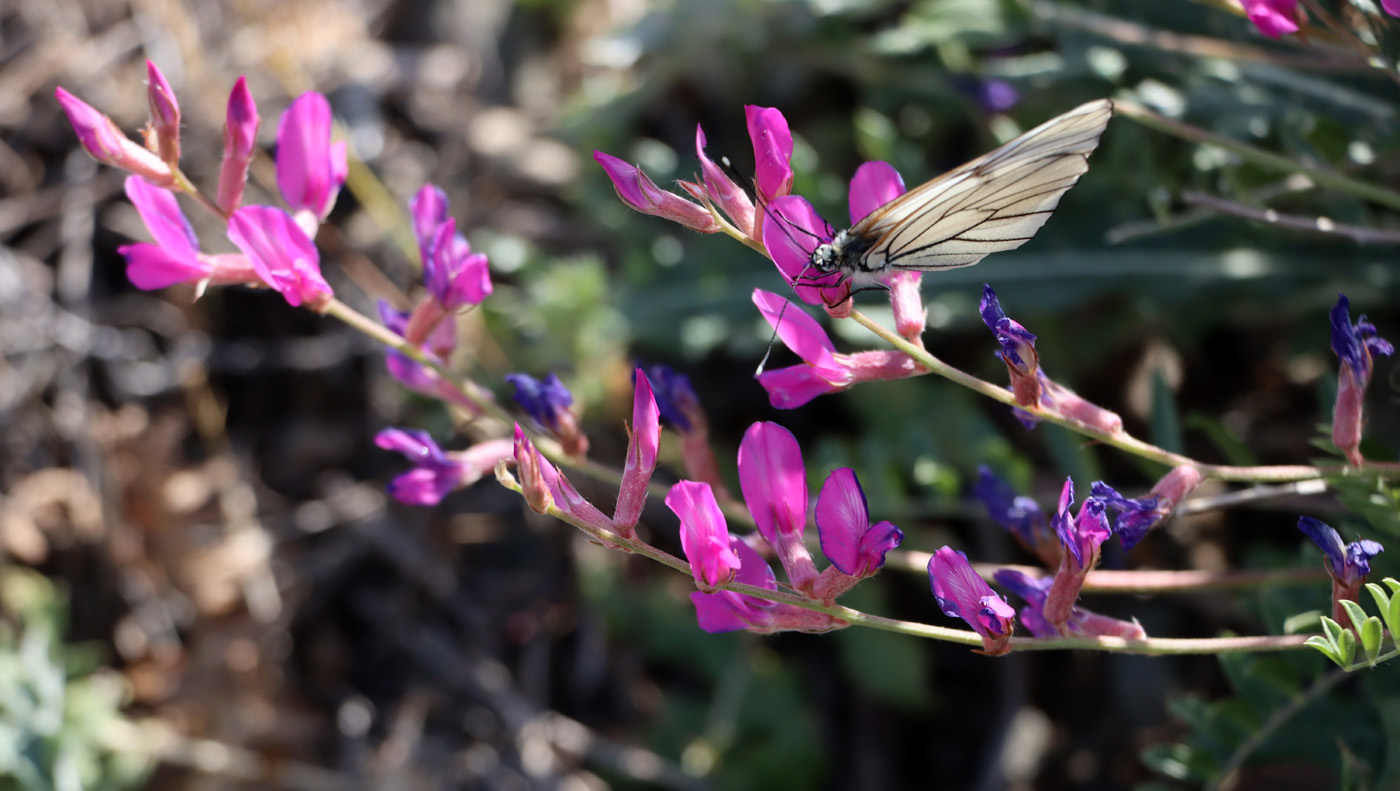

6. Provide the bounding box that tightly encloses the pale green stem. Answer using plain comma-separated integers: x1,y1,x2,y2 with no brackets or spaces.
1114,101,1400,212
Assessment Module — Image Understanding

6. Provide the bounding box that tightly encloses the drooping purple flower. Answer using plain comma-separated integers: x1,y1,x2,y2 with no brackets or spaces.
276,92,348,229
375,429,512,506
752,289,920,408
980,284,1041,407
1092,466,1201,549
55,86,172,185
218,76,261,212
972,466,1058,565
593,151,721,233
1041,478,1113,633
613,369,660,536
507,373,588,458
1243,0,1299,37
145,61,180,164
994,569,1145,640
929,546,1016,654
816,469,903,575
1298,516,1384,627
1329,293,1392,466
666,480,742,589
225,205,334,309
737,421,819,594
409,185,492,311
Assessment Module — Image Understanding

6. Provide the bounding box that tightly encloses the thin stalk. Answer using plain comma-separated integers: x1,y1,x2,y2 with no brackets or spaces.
1114,101,1400,212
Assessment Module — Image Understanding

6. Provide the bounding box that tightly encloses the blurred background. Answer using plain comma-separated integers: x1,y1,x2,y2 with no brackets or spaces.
3,0,1400,788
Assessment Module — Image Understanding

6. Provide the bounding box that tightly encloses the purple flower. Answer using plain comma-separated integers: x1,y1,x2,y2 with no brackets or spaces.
226,205,334,309
811,468,903,600
375,429,512,506
737,421,819,593
1043,479,1111,632
977,79,1019,113
752,289,920,408
994,569,1145,640
1243,0,1299,37
1386,0,1400,17
979,284,1041,407
929,546,1016,654
1329,293,1392,466
409,185,492,311
55,87,172,185
218,76,261,212
145,61,180,164
592,151,720,233
1298,517,1383,589
276,92,348,228
1092,466,1201,549
972,466,1057,564
613,369,660,536
666,480,742,589
507,373,587,457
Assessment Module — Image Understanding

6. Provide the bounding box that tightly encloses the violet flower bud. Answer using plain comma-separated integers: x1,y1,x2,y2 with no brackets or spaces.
1092,465,1202,549
972,466,1059,566
1043,479,1111,633
638,364,729,500
1298,516,1384,626
218,76,260,212
979,284,1041,407
55,87,173,185
745,105,794,205
929,546,1016,654
375,429,512,506
1329,293,1392,466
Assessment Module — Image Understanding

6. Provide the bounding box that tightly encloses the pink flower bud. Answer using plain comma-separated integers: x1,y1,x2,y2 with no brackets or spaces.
276,92,347,228
145,61,181,164
612,370,660,537
55,87,173,185
218,76,260,212
593,151,721,233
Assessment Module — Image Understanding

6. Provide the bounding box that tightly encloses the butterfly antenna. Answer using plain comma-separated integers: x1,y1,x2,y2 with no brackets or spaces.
755,299,790,376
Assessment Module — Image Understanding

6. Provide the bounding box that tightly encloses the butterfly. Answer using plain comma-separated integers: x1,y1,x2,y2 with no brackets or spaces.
764,99,1114,300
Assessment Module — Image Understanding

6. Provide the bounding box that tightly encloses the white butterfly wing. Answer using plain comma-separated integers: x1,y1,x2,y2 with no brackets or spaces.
851,99,1113,272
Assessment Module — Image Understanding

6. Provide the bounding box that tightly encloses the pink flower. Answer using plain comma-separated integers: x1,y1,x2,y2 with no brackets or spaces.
752,289,920,408
612,369,661,536
145,61,180,164
54,87,172,185
929,546,1016,654
811,468,903,600
226,205,334,309
849,162,925,337
276,92,348,229
745,105,794,205
376,429,513,506
690,536,847,634
1243,0,1300,37
737,421,819,594
666,480,742,589
218,76,260,212
117,176,257,290
592,151,721,233
409,185,492,312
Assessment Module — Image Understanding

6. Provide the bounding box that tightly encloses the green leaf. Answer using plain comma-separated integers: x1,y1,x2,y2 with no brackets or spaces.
1365,583,1399,642
1341,599,1371,635
1360,617,1384,665
1305,635,1346,668
1337,628,1358,667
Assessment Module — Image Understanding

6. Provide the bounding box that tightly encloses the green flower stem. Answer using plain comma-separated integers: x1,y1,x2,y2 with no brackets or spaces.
847,308,1378,483
1114,101,1400,212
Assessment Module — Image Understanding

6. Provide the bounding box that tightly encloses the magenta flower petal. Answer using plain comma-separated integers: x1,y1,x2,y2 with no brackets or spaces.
752,290,839,366
217,76,261,212
276,92,345,221
614,369,661,534
737,422,807,545
226,205,333,308
690,536,777,633
929,546,1016,644
745,105,794,203
848,161,905,225
815,467,903,577
666,481,741,589
124,176,197,257
1385,0,1400,16
410,184,450,263
118,243,211,290
1243,0,1299,37
755,365,843,409
695,125,756,238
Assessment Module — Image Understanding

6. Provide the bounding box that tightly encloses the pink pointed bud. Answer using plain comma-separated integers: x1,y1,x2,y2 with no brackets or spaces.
695,125,756,239
55,87,173,185
218,76,261,212
513,425,555,514
613,370,661,537
929,547,1016,655
1021,375,1122,434
886,271,926,342
226,205,334,310
737,421,819,594
666,481,742,590
593,151,721,233
276,92,347,228
145,61,181,164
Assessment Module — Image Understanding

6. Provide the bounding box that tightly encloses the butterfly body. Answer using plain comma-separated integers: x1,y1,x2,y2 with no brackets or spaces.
769,99,1114,300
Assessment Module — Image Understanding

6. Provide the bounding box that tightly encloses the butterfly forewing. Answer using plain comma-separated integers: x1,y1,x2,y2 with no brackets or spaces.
850,99,1112,273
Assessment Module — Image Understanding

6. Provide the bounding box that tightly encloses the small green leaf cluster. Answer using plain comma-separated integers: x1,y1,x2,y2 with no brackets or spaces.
1307,579,1400,671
